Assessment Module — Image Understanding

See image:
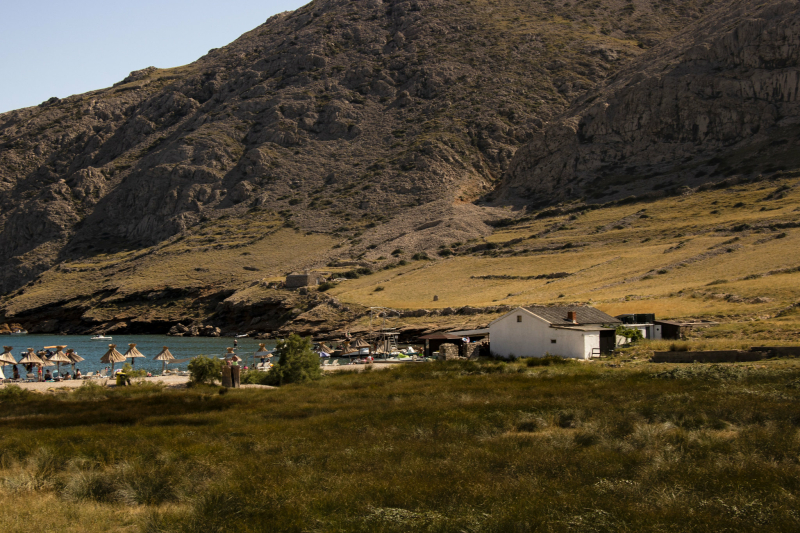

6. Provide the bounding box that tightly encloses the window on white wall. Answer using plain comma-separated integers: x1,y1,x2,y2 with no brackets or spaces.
550,339,557,344
516,315,522,323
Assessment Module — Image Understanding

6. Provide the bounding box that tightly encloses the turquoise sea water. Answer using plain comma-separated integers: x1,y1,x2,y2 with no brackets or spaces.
1,334,277,378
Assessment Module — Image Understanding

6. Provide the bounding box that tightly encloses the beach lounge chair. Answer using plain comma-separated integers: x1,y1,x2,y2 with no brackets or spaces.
82,372,94,379
331,359,340,366
25,373,35,382
98,369,108,378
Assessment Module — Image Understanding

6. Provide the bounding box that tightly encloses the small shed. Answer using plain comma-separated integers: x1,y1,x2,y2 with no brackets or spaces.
655,320,718,340
285,271,327,288
417,332,464,358
489,306,620,360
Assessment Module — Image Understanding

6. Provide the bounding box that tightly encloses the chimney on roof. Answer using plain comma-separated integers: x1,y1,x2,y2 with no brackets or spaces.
567,311,577,324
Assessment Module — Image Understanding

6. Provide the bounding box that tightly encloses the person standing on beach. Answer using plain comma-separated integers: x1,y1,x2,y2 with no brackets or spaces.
37,365,43,382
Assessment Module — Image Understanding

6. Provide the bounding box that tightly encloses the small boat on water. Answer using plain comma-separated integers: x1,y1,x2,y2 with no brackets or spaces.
10,329,28,335
235,334,248,338
90,334,112,341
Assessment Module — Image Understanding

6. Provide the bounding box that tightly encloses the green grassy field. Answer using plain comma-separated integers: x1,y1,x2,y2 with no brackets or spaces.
1,355,799,532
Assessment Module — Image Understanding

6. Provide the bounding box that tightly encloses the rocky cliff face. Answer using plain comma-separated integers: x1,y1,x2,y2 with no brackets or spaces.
0,0,727,295
499,0,800,206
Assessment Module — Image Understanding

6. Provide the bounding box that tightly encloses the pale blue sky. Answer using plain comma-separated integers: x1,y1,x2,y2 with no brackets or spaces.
0,0,308,113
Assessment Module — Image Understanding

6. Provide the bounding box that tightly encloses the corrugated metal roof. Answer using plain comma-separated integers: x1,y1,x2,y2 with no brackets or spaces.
524,306,621,325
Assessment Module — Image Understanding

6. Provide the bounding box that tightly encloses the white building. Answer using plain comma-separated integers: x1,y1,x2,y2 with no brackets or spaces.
489,306,621,360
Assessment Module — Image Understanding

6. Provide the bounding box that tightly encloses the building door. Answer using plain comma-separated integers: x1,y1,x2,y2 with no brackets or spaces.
599,330,615,353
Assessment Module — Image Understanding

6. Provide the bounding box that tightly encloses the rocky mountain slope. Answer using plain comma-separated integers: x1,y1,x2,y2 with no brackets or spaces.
500,0,800,205
0,0,727,296
5,0,798,336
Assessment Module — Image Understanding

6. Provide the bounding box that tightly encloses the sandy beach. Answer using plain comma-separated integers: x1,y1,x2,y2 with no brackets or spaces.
4,375,191,392
1,361,405,393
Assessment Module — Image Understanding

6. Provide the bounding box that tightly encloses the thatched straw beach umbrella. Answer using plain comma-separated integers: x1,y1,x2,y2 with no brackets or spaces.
154,346,174,374
0,347,17,381
0,346,16,366
47,346,72,378
253,343,271,367
19,348,43,366
66,349,84,375
352,338,370,348
100,344,126,374
124,343,145,369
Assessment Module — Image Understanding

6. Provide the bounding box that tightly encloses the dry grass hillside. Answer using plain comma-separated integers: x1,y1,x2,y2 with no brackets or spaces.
329,174,800,323
1,172,798,338
1,173,799,337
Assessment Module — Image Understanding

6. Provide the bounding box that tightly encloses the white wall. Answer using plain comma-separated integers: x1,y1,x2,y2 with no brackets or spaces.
489,309,598,360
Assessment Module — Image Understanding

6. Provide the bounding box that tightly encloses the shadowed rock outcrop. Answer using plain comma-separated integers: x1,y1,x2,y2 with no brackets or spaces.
500,0,800,206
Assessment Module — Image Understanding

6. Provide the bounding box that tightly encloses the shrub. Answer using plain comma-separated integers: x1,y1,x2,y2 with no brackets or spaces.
0,384,34,403
374,286,385,292
188,355,223,385
241,370,276,386
526,355,573,367
116,457,181,505
120,362,146,378
574,430,598,447
412,252,430,260
72,381,108,400
63,469,117,503
317,281,337,292
556,410,579,428
616,325,644,343
270,334,322,386
342,267,373,279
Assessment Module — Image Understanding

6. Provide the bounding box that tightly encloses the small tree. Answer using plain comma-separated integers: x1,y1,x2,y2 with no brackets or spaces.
120,362,147,378
188,355,223,385
615,325,644,344
270,334,322,386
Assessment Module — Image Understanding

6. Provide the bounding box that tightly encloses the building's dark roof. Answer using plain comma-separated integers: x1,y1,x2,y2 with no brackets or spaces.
550,325,617,332
524,306,621,325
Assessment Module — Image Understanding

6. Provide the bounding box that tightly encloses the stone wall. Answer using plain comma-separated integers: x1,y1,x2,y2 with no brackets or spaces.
462,344,481,360
751,347,800,358
439,343,460,361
